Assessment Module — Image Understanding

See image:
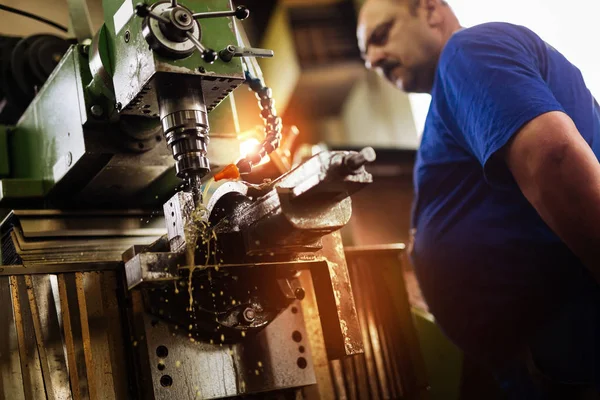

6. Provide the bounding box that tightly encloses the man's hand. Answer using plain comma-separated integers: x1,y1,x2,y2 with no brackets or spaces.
504,111,600,277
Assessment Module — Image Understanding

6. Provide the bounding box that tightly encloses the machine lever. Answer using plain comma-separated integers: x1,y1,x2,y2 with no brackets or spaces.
185,31,218,63
134,3,170,24
219,45,274,62
192,5,249,20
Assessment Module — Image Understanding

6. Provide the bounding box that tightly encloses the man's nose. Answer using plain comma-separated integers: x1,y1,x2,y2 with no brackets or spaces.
365,46,386,70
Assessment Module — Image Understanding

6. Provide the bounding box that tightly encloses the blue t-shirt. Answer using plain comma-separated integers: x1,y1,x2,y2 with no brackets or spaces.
411,22,600,358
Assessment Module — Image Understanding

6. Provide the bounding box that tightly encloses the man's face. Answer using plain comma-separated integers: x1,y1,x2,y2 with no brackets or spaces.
357,0,443,93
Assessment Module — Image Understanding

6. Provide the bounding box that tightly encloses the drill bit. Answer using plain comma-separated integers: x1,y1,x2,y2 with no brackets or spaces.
187,174,204,206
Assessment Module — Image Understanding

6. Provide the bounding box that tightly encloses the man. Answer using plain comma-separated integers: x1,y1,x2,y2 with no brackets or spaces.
357,0,600,397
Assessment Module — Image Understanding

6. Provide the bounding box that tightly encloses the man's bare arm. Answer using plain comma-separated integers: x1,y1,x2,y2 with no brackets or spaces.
504,111,600,278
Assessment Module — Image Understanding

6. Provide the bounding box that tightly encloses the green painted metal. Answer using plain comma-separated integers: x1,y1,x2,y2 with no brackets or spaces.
4,0,245,203
106,0,244,112
0,126,9,177
412,307,463,400
0,179,45,201
9,46,89,189
86,24,116,103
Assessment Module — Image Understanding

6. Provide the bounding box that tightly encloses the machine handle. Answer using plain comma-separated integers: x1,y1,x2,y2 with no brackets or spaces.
185,31,218,63
219,45,274,62
192,5,249,20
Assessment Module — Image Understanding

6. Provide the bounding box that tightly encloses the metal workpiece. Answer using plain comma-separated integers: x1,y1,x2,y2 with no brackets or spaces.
163,190,196,252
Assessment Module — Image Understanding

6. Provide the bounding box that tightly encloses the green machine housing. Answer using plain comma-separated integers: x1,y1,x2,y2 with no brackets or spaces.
0,0,245,208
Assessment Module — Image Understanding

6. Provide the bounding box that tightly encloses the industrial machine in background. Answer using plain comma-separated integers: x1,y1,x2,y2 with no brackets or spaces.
0,0,378,398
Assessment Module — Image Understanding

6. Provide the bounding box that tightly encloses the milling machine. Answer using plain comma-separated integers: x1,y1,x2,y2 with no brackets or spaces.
0,1,376,398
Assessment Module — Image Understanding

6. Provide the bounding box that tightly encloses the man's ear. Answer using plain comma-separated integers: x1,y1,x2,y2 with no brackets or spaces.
420,0,444,26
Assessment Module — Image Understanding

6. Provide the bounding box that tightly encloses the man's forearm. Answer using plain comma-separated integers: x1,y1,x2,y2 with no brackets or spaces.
506,111,600,275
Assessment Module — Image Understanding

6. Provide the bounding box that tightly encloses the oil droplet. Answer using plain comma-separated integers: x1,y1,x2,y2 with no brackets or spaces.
190,338,195,343
231,300,236,305
220,334,225,342
174,325,179,330
212,293,216,298
176,360,182,368
219,291,223,296
196,391,201,397
215,266,220,271
133,341,138,347
241,331,246,338
254,369,260,376
209,339,214,344
258,361,263,367
188,324,193,331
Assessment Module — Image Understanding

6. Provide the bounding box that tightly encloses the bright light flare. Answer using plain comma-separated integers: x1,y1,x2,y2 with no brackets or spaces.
239,137,270,165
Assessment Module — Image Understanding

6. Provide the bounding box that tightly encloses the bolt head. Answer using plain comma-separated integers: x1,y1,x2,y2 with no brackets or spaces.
294,287,305,300
242,307,256,322
90,105,103,117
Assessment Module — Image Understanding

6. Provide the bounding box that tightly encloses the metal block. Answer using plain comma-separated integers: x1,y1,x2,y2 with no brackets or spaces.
311,231,364,360
134,297,315,399
10,46,87,184
163,191,195,253
0,179,45,203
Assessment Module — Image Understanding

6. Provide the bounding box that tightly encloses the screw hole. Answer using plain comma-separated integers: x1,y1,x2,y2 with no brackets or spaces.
138,142,144,149
297,357,307,369
157,363,166,371
160,375,173,387
156,135,162,142
171,212,175,217
156,345,169,358
124,30,130,43
299,345,305,353
291,306,298,314
292,331,302,343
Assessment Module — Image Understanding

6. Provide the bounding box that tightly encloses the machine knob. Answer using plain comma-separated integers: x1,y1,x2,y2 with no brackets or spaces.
234,6,250,20
202,49,218,64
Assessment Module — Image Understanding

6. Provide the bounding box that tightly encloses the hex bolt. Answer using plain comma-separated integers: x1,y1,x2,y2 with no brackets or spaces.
242,307,256,323
90,105,103,118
